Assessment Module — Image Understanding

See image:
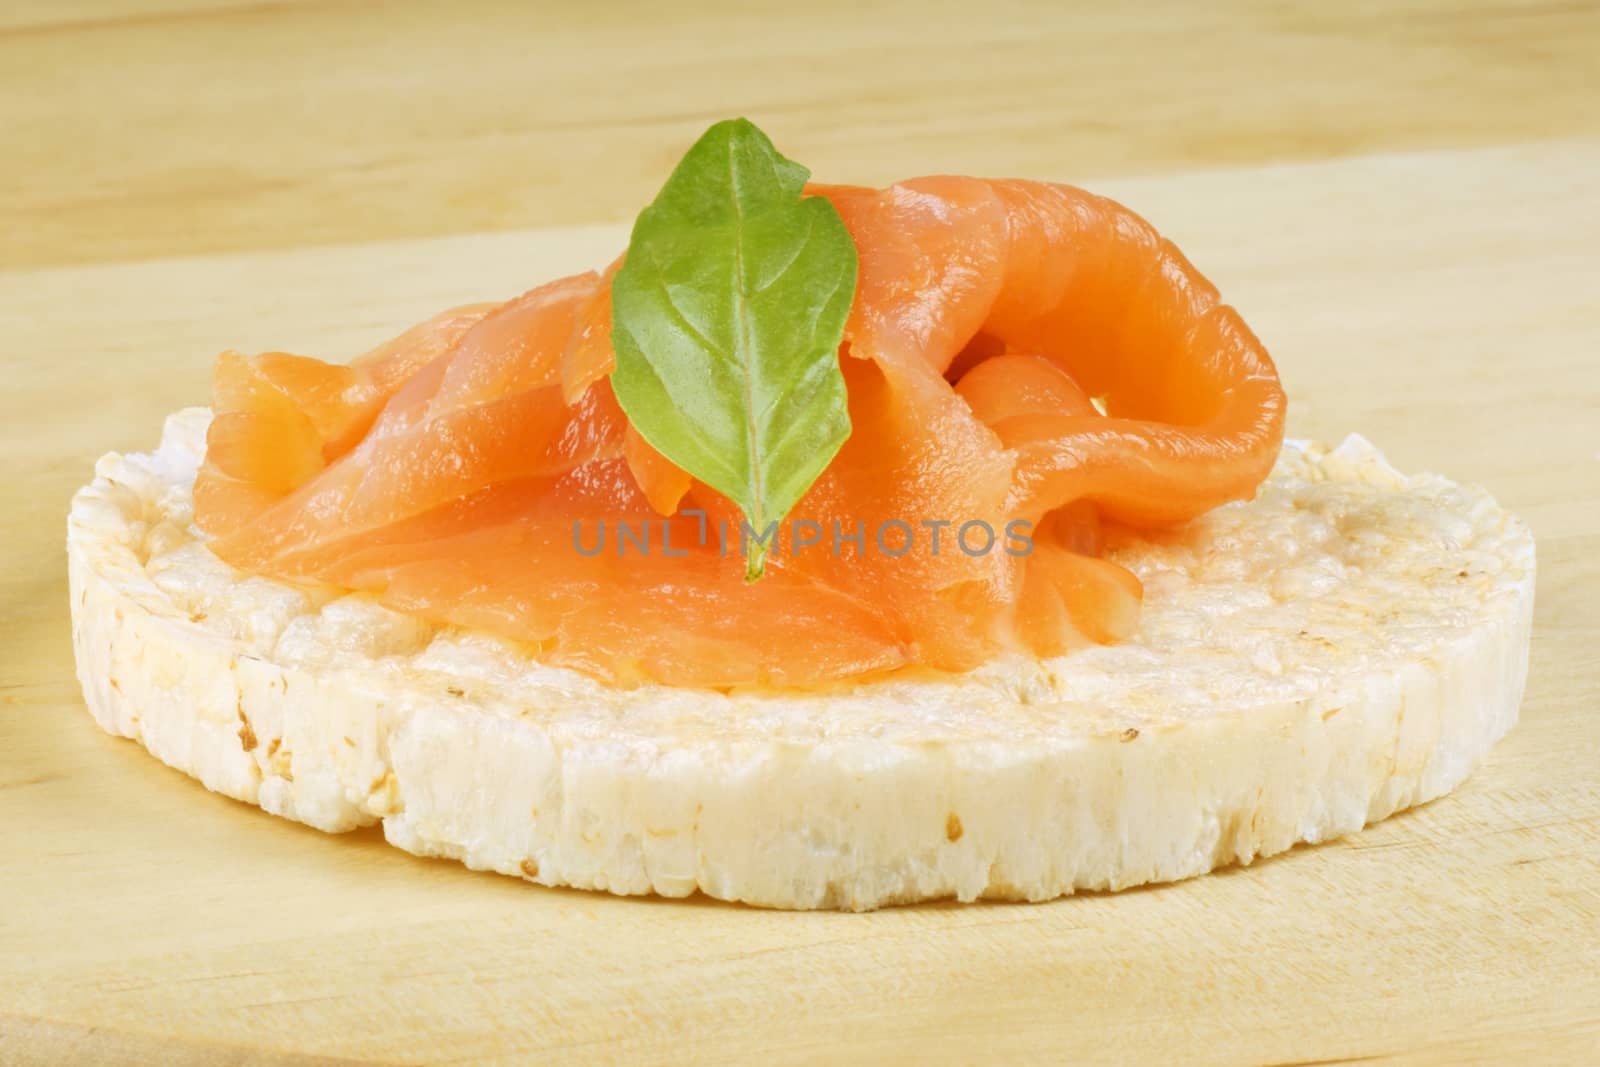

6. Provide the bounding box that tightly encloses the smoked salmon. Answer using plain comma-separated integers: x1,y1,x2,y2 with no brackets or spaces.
193,177,1285,689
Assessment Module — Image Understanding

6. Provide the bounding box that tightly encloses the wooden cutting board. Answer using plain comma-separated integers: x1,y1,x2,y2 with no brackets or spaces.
4,0,1600,1056
3,137,1597,1066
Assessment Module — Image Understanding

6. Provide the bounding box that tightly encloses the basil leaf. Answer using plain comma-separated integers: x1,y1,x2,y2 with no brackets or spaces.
610,118,857,580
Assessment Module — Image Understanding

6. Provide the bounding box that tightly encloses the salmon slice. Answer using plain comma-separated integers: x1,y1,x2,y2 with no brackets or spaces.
559,255,692,515
560,257,620,403
955,353,1101,426
623,427,693,516
193,304,495,537
194,175,1286,689
205,275,611,570
827,177,1284,527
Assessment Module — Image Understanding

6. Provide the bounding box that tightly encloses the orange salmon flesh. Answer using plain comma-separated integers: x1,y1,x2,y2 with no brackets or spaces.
193,178,1286,689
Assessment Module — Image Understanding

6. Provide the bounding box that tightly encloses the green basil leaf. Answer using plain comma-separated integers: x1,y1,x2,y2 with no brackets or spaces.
610,118,857,580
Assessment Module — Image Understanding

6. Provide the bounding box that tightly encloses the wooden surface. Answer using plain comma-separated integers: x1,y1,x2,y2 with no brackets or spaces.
4,2,1599,1064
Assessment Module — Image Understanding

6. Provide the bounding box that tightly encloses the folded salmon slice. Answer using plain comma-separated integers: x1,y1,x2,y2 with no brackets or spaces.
194,177,1285,688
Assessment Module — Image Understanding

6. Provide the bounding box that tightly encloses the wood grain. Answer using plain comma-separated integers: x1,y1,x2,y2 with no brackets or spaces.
4,0,1599,271
3,4,1599,1064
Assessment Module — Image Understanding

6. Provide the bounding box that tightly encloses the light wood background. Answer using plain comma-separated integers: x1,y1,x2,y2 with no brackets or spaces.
3,2,1598,1064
